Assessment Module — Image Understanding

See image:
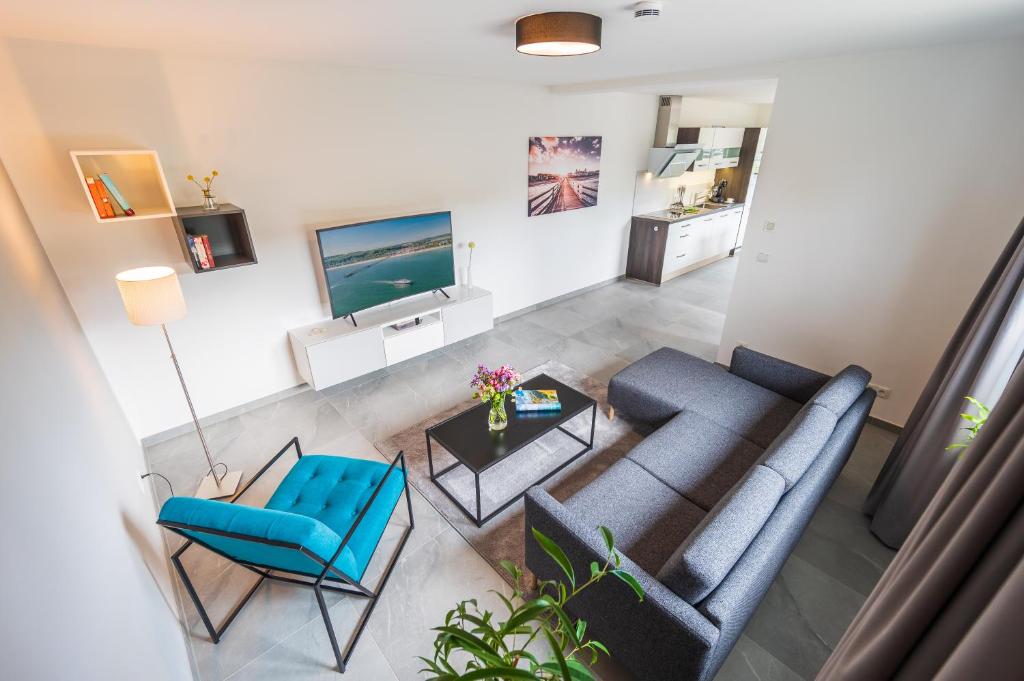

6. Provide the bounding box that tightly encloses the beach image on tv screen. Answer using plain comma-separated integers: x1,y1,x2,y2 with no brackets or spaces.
318,212,455,318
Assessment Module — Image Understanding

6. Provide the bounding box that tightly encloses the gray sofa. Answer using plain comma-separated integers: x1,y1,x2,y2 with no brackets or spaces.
525,346,874,681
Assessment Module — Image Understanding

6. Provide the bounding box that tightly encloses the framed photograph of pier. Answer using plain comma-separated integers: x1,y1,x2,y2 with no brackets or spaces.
527,136,602,217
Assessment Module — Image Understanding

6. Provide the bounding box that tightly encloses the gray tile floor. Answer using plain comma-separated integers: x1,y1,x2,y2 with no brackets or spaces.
144,256,897,680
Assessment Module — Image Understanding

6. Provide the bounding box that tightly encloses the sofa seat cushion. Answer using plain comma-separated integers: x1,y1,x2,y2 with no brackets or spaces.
565,459,706,575
265,455,406,580
657,465,786,603
608,347,728,425
608,347,802,448
627,409,765,511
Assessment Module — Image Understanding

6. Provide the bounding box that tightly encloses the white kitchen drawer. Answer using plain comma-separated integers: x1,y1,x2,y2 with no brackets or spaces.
663,244,700,274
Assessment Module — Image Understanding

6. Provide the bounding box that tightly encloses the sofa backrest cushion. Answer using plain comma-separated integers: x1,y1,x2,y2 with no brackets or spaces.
728,346,831,404
759,404,838,490
757,364,871,490
656,465,786,603
812,365,872,417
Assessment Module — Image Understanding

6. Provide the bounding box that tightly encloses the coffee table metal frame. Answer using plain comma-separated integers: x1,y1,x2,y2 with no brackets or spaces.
425,394,597,528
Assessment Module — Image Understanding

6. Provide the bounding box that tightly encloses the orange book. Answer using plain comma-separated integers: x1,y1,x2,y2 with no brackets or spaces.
85,177,112,218
93,179,116,218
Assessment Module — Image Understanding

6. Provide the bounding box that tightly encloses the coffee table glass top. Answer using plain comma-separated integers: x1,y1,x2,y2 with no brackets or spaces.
426,373,596,474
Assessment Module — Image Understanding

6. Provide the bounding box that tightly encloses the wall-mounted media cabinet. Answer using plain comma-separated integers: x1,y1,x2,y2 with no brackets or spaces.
288,286,493,391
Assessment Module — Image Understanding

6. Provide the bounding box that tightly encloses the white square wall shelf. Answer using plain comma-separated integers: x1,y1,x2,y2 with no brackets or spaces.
70,149,177,223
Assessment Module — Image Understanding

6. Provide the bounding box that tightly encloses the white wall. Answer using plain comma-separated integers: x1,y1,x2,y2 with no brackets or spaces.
0,157,193,680
0,39,656,438
719,38,1024,425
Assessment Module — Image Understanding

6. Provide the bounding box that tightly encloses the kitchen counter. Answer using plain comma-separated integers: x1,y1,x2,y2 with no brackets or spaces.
635,202,744,224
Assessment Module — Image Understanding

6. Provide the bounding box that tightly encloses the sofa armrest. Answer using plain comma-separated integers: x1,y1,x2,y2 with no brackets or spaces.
728,346,830,404
524,488,719,681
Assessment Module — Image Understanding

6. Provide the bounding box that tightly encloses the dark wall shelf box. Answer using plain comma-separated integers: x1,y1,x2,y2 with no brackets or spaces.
172,203,257,274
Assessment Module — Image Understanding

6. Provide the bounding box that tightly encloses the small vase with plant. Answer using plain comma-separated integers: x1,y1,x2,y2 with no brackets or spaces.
187,170,219,210
472,364,522,431
421,526,644,680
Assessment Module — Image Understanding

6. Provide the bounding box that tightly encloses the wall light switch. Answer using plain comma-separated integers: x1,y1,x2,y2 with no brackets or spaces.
764,221,776,232
756,252,770,263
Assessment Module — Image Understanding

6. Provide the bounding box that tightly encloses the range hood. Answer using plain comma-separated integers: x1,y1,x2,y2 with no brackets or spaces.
647,95,701,178
648,145,702,178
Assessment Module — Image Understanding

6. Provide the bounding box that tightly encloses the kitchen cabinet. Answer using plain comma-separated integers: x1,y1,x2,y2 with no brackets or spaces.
626,207,741,286
685,127,745,169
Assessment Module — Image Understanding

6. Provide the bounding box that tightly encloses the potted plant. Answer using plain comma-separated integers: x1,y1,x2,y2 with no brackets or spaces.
420,526,643,680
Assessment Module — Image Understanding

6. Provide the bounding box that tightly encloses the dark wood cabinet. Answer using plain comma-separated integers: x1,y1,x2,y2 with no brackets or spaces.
626,217,670,285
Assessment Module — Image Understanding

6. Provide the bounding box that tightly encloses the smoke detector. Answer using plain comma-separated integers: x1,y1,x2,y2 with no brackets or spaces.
633,1,663,21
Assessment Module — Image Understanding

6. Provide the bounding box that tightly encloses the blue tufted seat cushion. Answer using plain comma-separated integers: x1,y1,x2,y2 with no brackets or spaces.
159,455,405,582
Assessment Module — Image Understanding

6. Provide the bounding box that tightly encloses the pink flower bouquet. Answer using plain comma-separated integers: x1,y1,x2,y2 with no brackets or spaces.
471,364,522,431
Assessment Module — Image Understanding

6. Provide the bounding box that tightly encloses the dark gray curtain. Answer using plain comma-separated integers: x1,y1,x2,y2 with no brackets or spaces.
864,216,1024,548
818,357,1024,680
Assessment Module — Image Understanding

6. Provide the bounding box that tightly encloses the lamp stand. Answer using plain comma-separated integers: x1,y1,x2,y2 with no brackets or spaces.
161,324,241,499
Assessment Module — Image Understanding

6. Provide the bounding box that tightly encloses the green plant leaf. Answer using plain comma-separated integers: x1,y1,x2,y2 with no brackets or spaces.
501,598,554,634
610,569,645,602
965,396,990,418
598,526,614,554
532,527,575,587
456,667,538,680
589,561,600,579
541,626,573,681
575,619,586,642
538,659,594,681
433,626,505,667
546,601,583,649
500,559,523,582
586,640,610,658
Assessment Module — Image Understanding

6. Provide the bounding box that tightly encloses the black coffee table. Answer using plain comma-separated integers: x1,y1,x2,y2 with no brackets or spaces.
425,373,597,527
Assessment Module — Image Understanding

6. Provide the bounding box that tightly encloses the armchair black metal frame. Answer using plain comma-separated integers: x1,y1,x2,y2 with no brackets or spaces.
157,437,415,673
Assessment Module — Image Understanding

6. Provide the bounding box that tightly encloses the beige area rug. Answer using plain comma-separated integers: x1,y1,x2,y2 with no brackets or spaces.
375,361,642,584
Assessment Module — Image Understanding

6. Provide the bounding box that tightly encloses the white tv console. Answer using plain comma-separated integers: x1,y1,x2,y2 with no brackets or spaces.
288,286,493,391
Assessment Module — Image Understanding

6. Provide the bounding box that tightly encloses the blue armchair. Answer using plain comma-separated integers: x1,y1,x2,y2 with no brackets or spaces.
157,437,413,673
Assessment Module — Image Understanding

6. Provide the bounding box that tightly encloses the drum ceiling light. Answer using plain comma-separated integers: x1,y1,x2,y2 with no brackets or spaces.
516,12,602,56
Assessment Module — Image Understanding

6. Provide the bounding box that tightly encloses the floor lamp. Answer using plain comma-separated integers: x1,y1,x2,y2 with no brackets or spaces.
115,266,241,499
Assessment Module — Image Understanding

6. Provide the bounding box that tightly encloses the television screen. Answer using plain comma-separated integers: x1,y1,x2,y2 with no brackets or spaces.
316,211,455,319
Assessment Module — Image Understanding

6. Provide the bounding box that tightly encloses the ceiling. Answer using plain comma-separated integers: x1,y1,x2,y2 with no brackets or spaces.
1,0,1022,91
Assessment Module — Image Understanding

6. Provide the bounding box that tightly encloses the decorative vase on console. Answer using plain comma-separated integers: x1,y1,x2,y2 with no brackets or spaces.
461,241,476,288
471,363,521,432
187,170,219,210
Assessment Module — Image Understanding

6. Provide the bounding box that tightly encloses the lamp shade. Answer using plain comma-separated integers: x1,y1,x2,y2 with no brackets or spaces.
115,266,186,326
516,12,602,56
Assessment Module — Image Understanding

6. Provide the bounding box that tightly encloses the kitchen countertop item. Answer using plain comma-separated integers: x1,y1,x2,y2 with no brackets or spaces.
635,201,744,224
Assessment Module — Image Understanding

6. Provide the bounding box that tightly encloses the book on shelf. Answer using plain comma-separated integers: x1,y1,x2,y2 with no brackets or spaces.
200,235,216,268
188,234,215,269
98,172,135,216
85,176,115,218
93,179,117,218
514,388,561,412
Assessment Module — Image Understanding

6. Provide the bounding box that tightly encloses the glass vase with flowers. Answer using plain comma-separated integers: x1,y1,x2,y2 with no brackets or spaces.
471,364,522,431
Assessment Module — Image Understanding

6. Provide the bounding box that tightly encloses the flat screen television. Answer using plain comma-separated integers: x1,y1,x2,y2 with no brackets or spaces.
316,211,455,320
